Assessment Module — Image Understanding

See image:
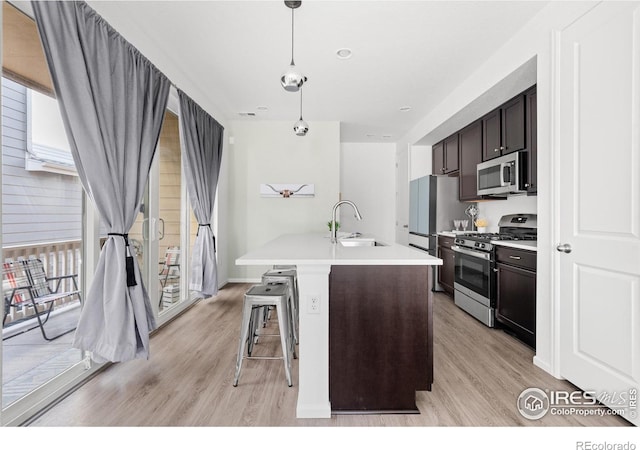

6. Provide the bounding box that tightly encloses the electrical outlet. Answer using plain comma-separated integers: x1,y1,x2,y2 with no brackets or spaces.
308,295,320,314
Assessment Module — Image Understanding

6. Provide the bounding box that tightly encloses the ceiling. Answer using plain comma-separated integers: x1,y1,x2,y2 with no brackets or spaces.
29,1,549,143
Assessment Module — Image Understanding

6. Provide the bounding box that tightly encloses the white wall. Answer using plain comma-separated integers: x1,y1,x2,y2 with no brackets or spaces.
409,144,430,181
476,195,538,232
340,143,396,243
227,121,340,281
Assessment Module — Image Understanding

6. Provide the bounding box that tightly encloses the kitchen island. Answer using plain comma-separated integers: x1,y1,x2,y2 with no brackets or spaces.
236,233,441,418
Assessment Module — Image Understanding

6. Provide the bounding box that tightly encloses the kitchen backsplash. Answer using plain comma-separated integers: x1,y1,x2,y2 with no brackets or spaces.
474,195,538,233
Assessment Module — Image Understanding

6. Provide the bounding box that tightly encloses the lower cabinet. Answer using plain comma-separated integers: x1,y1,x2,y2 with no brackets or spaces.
495,246,536,348
437,236,455,296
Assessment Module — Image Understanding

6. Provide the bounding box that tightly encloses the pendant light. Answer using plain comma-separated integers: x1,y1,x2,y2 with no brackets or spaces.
280,1,307,92
293,88,309,136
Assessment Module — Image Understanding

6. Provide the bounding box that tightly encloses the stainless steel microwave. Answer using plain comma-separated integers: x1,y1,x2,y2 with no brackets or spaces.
477,151,528,196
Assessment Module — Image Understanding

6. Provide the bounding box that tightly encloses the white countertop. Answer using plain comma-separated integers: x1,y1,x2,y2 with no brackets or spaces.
438,231,478,238
236,233,442,266
491,240,538,251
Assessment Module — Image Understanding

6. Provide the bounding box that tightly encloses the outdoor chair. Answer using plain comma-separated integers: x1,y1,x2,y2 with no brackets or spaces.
2,258,82,341
159,247,180,305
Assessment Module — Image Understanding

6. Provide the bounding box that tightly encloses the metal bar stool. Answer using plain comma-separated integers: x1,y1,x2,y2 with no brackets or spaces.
258,264,295,325
261,269,299,344
233,283,294,387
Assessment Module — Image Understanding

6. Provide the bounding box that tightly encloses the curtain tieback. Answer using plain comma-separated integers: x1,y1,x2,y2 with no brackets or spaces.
107,233,137,287
197,224,216,252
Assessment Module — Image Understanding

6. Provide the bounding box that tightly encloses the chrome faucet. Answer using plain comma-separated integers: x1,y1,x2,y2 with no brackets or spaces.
331,200,363,243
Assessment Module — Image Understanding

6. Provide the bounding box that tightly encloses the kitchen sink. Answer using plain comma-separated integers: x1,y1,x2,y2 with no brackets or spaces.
339,238,387,247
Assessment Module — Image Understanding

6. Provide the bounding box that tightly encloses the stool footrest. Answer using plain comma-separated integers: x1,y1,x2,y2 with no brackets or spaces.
244,356,284,361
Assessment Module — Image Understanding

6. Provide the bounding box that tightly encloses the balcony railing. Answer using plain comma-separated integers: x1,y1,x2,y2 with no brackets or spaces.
3,239,82,325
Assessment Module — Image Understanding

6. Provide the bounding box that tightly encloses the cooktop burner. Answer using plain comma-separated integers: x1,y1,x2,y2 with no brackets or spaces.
458,233,537,242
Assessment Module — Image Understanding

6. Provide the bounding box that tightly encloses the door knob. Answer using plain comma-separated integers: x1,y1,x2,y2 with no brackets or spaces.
556,243,572,253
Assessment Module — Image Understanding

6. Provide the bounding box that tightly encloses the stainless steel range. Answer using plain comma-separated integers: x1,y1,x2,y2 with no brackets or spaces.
451,214,537,327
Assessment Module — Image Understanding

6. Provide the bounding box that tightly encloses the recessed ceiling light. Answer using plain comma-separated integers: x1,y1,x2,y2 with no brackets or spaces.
336,48,352,59
366,134,375,138
382,135,393,139
399,106,412,112
256,106,268,111
238,112,256,117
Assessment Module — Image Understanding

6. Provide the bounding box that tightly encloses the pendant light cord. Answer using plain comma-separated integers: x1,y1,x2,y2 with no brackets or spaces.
299,88,303,119
290,7,295,66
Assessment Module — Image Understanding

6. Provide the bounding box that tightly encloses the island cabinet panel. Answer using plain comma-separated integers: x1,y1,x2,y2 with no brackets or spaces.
329,265,433,413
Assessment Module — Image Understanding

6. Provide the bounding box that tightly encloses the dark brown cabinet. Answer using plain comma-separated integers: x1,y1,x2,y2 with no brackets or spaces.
432,85,536,198
495,246,536,348
501,95,526,155
482,108,501,161
525,87,537,194
329,265,433,413
458,119,483,201
432,135,459,175
432,141,444,175
437,235,455,296
443,134,459,174
482,95,526,161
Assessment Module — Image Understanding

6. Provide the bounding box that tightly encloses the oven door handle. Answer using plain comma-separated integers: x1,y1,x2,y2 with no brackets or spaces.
451,245,492,261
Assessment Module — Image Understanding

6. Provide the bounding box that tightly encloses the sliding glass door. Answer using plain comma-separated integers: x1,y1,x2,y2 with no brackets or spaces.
131,107,191,317
156,110,185,313
1,78,87,418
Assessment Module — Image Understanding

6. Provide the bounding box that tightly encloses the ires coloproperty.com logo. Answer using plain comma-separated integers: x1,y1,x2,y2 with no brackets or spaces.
517,387,637,421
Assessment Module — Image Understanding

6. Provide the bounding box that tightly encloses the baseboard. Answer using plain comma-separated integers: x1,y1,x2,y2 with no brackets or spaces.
296,402,332,419
533,355,564,380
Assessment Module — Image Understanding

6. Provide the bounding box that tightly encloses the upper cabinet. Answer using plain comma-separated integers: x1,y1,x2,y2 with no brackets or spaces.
432,134,459,175
432,141,444,175
501,95,526,156
482,94,526,161
458,120,483,202
482,108,501,161
427,85,536,200
525,87,537,194
444,134,459,174
461,87,536,200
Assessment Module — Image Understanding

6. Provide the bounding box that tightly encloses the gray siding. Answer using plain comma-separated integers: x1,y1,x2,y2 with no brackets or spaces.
2,78,82,246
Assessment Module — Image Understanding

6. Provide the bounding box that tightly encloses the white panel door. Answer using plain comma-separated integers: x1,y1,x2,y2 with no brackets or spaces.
558,2,640,426
396,144,410,245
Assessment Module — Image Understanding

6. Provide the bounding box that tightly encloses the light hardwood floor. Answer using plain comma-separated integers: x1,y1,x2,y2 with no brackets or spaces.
29,283,630,427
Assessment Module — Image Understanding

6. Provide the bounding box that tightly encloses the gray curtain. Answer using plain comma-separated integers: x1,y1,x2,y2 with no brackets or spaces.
32,1,171,362
178,90,224,298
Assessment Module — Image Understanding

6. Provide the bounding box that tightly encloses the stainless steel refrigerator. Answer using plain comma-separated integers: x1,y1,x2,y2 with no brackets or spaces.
407,175,469,290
